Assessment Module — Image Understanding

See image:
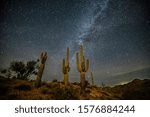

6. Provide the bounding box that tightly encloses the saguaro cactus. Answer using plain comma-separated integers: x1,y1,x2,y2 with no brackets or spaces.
62,47,70,86
91,72,94,85
76,45,89,89
35,52,47,87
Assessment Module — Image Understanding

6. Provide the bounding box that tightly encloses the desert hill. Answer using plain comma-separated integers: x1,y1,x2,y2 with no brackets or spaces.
0,77,150,100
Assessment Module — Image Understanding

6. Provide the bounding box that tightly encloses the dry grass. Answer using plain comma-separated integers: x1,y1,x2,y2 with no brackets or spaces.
0,77,150,100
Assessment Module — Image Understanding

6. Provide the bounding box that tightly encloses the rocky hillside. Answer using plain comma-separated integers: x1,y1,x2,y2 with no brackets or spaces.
0,77,150,100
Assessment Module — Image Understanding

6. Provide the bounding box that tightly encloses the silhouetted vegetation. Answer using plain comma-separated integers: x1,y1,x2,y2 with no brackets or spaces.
62,47,70,86
0,46,150,100
51,87,78,100
14,84,31,91
0,60,39,80
52,79,58,82
76,45,89,89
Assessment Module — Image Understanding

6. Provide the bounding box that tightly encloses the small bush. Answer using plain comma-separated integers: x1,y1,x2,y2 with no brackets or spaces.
52,79,57,82
42,81,47,85
51,86,78,100
40,87,51,94
14,84,31,91
72,82,80,85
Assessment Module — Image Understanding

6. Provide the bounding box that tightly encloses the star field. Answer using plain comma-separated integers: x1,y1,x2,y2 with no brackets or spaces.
0,0,150,85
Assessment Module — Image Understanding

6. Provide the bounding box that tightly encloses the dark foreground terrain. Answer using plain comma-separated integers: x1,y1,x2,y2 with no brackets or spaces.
0,77,150,100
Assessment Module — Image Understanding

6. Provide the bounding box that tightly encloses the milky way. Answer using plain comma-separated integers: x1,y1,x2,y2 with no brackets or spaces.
0,0,150,85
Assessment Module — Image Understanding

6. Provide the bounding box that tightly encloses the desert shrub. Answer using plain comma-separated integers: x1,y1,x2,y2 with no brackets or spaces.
51,86,78,100
101,82,106,88
41,81,47,86
52,79,57,82
0,69,11,79
45,83,52,88
0,60,39,80
40,87,51,94
72,82,80,85
14,84,31,91
85,88,91,93
46,81,59,87
10,60,39,80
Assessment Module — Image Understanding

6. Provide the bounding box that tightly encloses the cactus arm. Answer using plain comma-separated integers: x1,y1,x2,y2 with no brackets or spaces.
40,52,43,59
80,45,84,63
44,52,47,59
41,52,47,64
68,66,70,71
83,55,85,64
85,59,89,72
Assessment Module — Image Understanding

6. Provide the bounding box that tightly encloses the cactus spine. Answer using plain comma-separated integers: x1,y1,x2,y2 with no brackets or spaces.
91,72,94,85
62,47,70,86
76,45,89,89
35,52,47,87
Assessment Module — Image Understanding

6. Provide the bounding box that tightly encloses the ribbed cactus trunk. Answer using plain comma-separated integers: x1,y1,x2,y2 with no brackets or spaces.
91,72,94,85
35,52,47,88
62,48,70,86
80,72,85,88
64,73,69,86
76,45,89,89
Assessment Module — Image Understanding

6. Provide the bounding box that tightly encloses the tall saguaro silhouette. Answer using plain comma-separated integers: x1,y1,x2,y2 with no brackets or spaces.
62,47,70,86
35,52,47,87
76,45,89,89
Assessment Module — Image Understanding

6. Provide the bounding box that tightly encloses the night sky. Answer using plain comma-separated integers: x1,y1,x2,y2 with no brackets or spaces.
0,0,150,86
